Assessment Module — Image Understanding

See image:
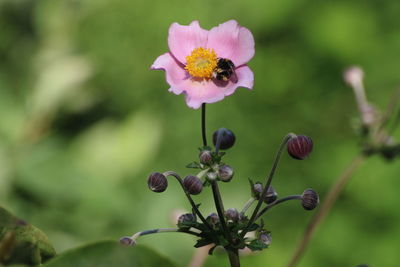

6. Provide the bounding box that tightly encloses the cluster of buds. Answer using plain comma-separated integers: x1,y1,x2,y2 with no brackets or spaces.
121,128,319,258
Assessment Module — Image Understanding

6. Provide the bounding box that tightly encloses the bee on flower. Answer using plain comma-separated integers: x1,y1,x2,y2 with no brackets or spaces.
151,20,255,109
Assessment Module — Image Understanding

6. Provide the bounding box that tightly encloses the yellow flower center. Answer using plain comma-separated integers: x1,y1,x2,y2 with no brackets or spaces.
185,47,218,79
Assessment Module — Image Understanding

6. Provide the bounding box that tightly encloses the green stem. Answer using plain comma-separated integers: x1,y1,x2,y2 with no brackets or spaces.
227,248,240,267
201,103,207,147
240,197,255,215
163,171,214,232
211,180,230,241
241,134,294,237
255,195,302,220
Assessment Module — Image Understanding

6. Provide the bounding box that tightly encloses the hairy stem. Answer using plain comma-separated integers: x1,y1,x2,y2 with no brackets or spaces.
240,197,255,215
286,154,365,267
211,180,230,241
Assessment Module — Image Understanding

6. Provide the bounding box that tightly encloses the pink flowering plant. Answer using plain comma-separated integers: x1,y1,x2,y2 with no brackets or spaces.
120,21,319,267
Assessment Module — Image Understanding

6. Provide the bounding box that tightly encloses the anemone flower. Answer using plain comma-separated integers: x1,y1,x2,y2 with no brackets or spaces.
151,20,255,109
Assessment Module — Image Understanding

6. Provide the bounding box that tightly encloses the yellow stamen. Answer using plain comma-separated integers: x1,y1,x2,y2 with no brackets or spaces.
185,47,218,79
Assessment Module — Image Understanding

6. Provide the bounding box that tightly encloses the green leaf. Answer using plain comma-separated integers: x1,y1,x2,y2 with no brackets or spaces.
0,206,56,265
44,241,177,267
186,162,201,169
246,239,268,251
194,238,213,248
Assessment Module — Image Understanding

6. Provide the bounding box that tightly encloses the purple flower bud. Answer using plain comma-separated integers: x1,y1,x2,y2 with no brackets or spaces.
301,188,319,210
225,208,239,222
206,212,220,225
147,172,168,193
213,128,236,150
119,236,135,246
183,175,203,195
199,150,213,165
252,182,263,199
218,165,234,182
259,232,272,246
264,186,278,204
178,213,196,224
287,135,313,160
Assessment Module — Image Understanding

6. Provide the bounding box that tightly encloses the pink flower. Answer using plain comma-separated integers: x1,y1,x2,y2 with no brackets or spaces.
151,20,255,109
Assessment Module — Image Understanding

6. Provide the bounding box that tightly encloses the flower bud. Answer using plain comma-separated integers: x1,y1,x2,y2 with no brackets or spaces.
119,236,135,246
225,208,239,222
147,172,168,193
287,135,313,160
183,175,203,195
252,182,263,199
264,186,278,204
206,213,220,225
301,189,319,210
177,213,197,229
218,165,234,182
259,232,272,246
213,128,236,150
199,150,213,165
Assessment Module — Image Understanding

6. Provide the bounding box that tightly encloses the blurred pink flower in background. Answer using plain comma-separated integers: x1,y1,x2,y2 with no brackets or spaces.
151,20,255,109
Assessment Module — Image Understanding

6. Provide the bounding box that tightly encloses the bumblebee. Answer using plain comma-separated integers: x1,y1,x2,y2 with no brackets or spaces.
213,58,238,83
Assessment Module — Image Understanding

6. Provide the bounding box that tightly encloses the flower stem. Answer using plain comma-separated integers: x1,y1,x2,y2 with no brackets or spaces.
201,103,207,147
286,154,365,267
211,180,230,241
255,195,302,220
241,134,293,237
240,197,255,215
227,248,240,267
163,171,214,232
129,228,200,241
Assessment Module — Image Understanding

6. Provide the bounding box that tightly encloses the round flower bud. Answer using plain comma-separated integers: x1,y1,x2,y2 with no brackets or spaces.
147,172,168,193
177,213,197,229
213,128,236,150
183,175,203,195
199,150,213,165
206,213,220,225
301,188,319,210
264,186,278,204
252,182,263,199
119,236,135,246
225,208,239,222
259,232,272,246
218,165,234,182
287,135,313,160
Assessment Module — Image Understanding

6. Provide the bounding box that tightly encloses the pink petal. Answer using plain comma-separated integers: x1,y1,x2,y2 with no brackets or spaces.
151,52,188,95
168,21,208,64
181,65,254,109
207,20,255,66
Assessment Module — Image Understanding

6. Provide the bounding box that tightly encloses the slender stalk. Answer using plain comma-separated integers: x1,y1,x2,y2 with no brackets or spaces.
129,228,200,241
211,180,230,240
255,195,302,220
227,248,240,267
241,134,293,237
240,197,255,215
286,154,365,267
201,103,207,147
163,171,214,232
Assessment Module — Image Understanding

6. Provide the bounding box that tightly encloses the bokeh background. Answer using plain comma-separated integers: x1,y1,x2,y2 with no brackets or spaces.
1,0,400,266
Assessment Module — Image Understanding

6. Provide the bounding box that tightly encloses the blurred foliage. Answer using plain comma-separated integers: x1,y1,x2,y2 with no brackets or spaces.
44,241,177,267
0,206,56,265
0,0,399,266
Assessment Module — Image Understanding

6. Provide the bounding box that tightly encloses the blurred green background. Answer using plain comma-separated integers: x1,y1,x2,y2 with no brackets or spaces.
1,0,399,266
